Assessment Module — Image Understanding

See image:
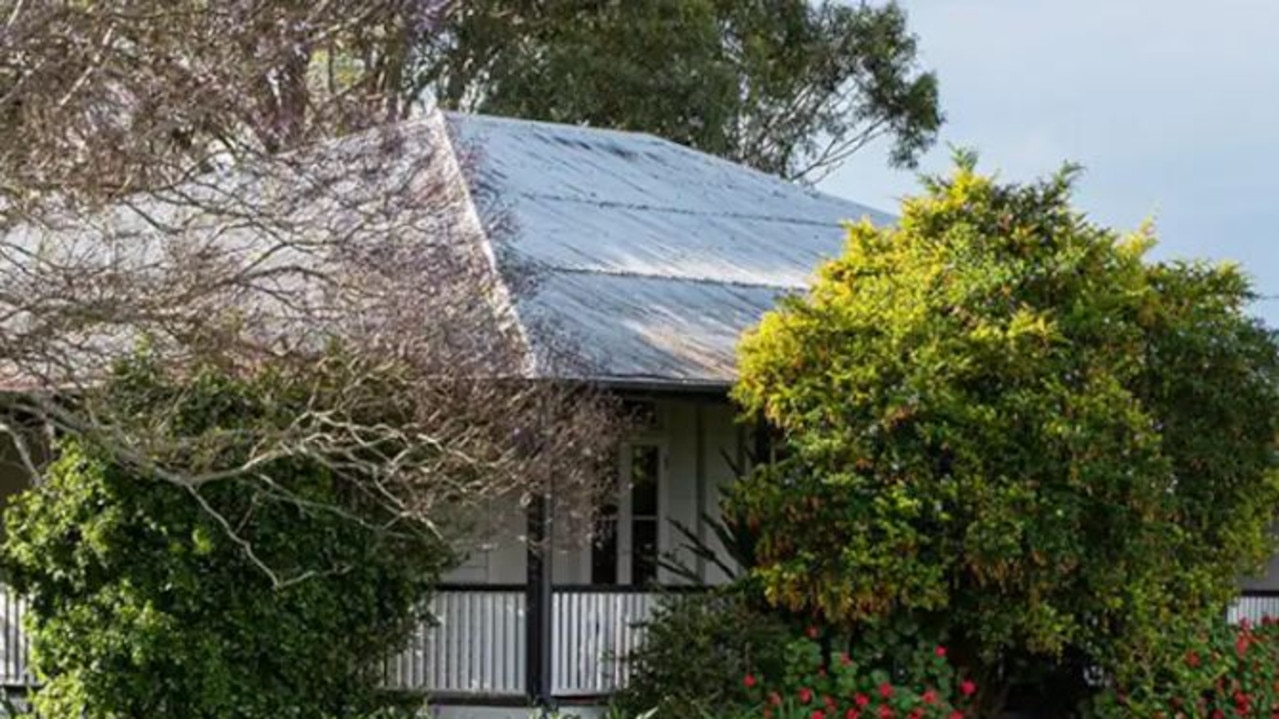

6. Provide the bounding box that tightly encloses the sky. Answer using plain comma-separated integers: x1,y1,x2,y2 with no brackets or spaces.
819,0,1279,325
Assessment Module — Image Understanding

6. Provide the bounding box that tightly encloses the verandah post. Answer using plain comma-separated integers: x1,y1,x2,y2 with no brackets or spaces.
525,493,553,708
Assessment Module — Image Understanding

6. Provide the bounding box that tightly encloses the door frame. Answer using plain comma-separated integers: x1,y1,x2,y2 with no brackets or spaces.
615,437,667,586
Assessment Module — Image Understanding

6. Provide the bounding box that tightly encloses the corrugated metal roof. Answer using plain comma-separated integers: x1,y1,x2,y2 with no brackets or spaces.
0,111,890,392
446,112,891,386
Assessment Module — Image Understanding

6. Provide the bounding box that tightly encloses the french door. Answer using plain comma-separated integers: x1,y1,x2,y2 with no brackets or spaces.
591,441,664,586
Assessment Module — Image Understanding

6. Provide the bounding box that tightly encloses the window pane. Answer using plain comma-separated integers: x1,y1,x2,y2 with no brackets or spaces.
632,519,658,586
630,445,659,517
592,509,618,585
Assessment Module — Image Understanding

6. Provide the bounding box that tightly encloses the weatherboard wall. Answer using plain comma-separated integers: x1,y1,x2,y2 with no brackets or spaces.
442,396,744,587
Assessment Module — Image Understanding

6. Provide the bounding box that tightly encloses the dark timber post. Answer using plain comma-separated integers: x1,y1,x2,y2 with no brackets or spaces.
526,394,555,712
525,492,555,710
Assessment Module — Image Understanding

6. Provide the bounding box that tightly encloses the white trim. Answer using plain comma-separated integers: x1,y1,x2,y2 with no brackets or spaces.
614,438,667,585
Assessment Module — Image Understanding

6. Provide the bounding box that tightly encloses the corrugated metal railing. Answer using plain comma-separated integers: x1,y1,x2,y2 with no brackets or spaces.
551,588,659,697
0,585,1273,702
0,586,1274,701
0,585,31,689
1229,590,1279,625
0,583,666,699
384,585,663,698
383,586,527,696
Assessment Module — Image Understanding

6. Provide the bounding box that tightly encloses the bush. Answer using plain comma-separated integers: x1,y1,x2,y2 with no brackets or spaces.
737,629,977,719
1090,615,1279,718
731,158,1279,714
614,590,793,718
0,362,451,719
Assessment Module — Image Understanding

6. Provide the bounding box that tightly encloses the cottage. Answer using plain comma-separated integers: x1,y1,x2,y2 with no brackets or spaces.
0,107,889,712
380,111,890,712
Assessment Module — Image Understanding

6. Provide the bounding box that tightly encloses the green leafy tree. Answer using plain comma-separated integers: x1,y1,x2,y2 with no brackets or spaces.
731,157,1279,714
1,358,452,719
422,0,941,181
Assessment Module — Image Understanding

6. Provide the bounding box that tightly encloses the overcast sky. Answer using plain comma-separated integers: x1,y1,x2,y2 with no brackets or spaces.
819,0,1279,324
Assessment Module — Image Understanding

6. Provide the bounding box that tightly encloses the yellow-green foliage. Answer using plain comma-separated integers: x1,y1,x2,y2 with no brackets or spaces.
731,158,1279,705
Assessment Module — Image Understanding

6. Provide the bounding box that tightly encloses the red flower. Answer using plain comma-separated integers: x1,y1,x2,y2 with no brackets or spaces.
877,706,893,719
948,713,963,719
807,626,821,639
1186,651,1201,668
878,682,894,699
824,696,837,711
854,694,870,708
769,692,782,707
744,674,758,689
845,711,859,719
1236,635,1251,657
799,688,814,705
811,711,826,719
935,645,947,658
1210,711,1224,719
907,711,923,719
922,689,937,705
960,679,977,697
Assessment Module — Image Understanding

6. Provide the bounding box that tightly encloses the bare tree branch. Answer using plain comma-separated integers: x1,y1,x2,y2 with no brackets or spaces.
0,0,620,581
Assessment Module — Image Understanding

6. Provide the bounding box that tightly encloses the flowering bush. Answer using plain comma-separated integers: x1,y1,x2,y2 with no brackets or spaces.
614,591,792,718
731,160,1279,715
1091,615,1279,718
737,632,977,719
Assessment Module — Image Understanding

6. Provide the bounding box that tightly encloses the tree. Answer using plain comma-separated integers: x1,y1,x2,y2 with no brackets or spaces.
0,0,616,574
730,158,1279,714
0,2,621,710
421,0,942,181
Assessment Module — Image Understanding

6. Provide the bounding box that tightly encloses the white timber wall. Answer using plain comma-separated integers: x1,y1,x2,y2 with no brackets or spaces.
442,396,745,587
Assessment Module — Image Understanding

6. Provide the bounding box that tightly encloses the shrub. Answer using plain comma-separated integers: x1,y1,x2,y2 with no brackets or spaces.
731,157,1279,713
614,590,793,718
1089,615,1279,718
737,629,977,719
1,361,452,719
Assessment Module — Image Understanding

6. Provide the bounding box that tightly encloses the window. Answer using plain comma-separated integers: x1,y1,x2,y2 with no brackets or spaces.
591,498,618,585
590,443,662,586
629,444,660,586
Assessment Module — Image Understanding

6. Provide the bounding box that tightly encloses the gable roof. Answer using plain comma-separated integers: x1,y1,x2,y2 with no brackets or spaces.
446,112,892,389
0,110,890,394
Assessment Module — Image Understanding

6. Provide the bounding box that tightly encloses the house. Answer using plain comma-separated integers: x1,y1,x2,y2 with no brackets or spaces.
0,108,1274,717
370,111,893,715
0,107,892,714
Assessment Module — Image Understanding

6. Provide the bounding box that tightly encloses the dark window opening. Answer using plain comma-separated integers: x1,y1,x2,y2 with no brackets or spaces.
629,445,660,586
591,502,618,585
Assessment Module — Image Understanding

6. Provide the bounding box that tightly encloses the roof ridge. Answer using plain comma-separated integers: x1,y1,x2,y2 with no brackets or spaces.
445,111,892,220
513,191,872,229
534,265,805,292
